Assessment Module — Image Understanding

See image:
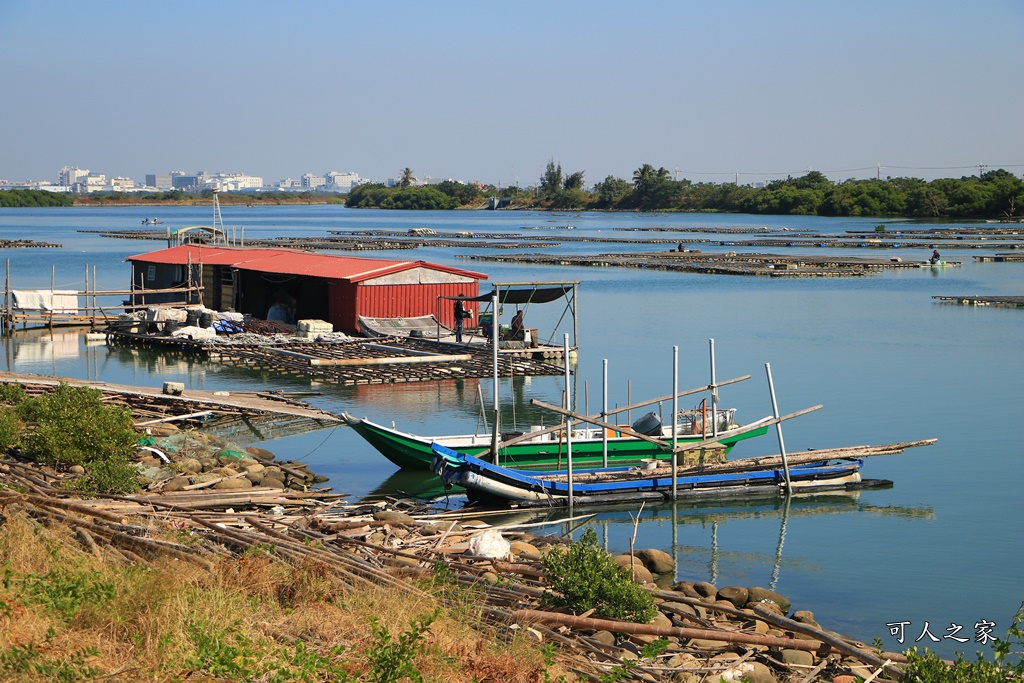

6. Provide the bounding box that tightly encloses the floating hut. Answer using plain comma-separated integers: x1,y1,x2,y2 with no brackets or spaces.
126,245,488,335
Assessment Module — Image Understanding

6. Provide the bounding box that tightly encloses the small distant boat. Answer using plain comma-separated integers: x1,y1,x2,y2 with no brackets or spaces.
141,218,164,225
428,440,935,509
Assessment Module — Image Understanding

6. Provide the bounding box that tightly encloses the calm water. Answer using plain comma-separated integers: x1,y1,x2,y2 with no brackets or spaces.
2,205,1022,658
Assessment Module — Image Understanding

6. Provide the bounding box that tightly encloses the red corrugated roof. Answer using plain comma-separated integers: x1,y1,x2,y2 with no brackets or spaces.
127,245,487,282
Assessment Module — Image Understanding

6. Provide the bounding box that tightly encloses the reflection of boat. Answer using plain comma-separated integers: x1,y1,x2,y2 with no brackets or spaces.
430,442,904,509
341,407,771,471
365,469,452,500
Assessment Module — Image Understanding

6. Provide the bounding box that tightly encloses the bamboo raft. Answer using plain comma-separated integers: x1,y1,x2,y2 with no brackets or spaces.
459,250,956,278
932,294,1024,307
0,371,343,426
0,239,62,249
973,253,1024,262
80,224,1024,253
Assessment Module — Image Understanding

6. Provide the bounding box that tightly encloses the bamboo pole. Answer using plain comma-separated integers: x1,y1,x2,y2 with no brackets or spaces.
766,362,792,491
4,258,10,334
672,346,678,498
531,398,822,454
561,334,574,508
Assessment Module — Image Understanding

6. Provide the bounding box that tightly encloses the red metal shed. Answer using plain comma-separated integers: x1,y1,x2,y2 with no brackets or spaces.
126,245,487,334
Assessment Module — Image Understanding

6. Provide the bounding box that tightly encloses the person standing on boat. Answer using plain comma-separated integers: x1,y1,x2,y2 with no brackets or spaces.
930,249,941,265
453,294,470,343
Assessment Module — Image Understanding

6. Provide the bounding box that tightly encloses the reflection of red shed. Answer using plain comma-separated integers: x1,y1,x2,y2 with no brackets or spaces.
126,245,486,334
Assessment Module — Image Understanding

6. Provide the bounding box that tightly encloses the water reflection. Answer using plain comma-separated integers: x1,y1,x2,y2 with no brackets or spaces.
434,492,935,589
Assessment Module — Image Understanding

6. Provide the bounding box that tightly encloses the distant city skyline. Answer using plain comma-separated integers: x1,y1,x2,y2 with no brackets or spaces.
2,1,1022,188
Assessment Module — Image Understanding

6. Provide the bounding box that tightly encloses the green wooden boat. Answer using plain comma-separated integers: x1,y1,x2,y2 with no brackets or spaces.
340,409,772,471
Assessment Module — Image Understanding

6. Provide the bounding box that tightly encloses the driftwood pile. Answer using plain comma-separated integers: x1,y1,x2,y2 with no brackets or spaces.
0,458,912,682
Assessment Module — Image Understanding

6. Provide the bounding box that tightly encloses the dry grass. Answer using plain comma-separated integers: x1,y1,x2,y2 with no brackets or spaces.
0,511,566,682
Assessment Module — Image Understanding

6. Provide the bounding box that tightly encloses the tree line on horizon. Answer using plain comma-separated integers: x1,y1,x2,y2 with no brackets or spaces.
4,164,1022,219
348,162,1024,220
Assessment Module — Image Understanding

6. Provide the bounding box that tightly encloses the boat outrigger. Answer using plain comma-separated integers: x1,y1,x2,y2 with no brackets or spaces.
430,439,936,509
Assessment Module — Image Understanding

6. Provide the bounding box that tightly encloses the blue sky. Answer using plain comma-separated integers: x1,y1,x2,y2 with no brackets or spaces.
2,1,1022,187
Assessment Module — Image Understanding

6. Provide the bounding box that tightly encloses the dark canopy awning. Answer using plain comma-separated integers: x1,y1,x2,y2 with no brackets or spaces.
443,285,572,305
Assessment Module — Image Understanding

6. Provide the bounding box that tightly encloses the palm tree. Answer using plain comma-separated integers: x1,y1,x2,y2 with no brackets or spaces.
399,167,415,189
633,164,656,189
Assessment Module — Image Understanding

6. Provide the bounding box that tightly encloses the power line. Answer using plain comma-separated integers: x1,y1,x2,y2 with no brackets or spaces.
672,163,1024,180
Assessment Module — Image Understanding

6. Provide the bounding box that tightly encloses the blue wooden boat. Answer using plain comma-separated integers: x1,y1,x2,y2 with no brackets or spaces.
429,441,918,509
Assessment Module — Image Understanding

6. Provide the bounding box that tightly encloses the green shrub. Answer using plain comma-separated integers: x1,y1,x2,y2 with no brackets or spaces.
17,383,137,468
541,528,657,623
0,407,24,452
899,602,1024,682
0,383,28,405
61,457,141,495
365,610,438,683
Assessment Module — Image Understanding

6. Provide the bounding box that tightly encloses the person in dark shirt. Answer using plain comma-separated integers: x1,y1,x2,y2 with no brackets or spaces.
453,295,469,342
930,249,941,265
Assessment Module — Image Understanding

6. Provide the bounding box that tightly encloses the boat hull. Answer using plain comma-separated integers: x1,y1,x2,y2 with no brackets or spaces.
341,412,770,471
431,444,872,509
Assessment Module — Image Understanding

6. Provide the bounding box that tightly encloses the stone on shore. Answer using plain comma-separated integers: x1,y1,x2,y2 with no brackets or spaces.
636,547,675,574
746,586,791,613
717,586,749,608
213,477,253,490
693,581,718,600
612,554,654,584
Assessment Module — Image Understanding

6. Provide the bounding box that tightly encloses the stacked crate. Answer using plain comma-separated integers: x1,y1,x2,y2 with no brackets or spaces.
296,319,333,338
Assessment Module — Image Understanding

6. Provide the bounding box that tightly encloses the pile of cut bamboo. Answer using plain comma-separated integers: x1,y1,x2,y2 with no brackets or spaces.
0,457,919,681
